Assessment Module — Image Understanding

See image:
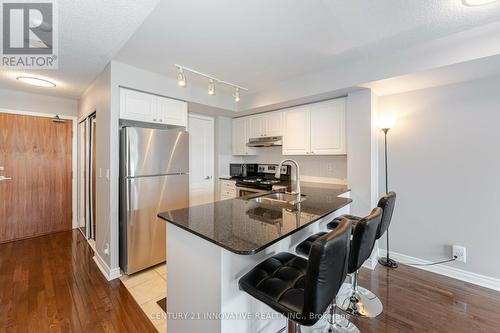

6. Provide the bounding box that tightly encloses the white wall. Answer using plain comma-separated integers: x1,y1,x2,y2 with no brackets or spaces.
0,87,77,116
378,75,500,279
78,65,114,274
346,89,379,216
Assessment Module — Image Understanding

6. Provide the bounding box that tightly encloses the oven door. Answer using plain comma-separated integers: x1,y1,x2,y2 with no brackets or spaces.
236,186,266,197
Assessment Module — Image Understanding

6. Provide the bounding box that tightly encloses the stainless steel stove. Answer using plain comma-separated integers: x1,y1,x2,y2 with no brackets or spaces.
235,164,291,195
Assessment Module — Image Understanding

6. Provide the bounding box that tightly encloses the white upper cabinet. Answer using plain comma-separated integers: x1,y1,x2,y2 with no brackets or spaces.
249,112,283,138
265,112,284,137
232,117,255,155
310,99,346,155
231,98,345,156
120,88,187,127
282,106,311,155
249,115,267,138
120,88,156,123
282,98,346,155
156,97,188,127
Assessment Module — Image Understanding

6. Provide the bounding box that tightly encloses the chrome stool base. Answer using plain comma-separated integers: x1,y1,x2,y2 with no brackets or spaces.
308,306,360,333
336,282,383,318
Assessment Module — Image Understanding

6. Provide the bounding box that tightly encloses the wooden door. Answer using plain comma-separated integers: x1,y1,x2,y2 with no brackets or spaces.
0,113,73,243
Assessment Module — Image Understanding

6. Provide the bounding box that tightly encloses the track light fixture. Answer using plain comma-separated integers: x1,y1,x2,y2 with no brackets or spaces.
233,88,241,103
177,68,187,87
208,79,216,96
174,64,248,102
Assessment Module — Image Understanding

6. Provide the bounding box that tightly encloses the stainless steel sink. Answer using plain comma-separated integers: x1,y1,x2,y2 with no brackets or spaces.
253,192,306,206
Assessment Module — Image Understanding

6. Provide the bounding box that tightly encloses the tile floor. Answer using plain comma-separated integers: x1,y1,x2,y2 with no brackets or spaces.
120,264,167,332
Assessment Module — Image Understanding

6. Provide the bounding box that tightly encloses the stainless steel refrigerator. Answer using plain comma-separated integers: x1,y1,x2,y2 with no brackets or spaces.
120,126,189,274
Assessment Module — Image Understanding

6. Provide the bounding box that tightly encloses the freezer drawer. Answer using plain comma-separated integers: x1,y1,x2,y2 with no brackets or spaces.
122,127,189,177
121,174,189,274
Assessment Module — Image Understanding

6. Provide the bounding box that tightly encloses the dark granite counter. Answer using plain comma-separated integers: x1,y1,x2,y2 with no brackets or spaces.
158,184,351,255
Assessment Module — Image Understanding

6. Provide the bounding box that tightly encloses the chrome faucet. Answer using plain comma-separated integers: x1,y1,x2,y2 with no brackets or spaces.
275,159,301,199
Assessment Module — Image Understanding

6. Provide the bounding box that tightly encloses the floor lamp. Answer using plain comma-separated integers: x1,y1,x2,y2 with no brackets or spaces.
378,118,398,269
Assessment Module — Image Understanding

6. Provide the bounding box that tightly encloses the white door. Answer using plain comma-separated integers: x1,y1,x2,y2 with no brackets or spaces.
310,99,346,155
189,114,215,206
282,106,310,155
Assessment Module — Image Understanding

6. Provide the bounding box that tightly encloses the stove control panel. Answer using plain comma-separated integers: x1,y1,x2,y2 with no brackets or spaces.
257,164,289,175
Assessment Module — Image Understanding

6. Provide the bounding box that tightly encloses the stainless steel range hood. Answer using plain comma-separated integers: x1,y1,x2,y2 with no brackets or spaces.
246,136,282,147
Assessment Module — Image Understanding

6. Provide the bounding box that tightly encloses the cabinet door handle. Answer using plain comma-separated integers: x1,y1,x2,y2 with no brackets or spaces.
153,118,157,122
159,119,163,122
205,176,212,180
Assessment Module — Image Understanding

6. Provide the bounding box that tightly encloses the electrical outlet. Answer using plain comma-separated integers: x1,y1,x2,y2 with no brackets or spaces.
452,245,466,263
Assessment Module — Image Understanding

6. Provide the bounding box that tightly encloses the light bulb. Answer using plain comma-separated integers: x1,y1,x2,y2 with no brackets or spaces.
208,79,215,95
177,68,186,87
377,116,396,130
17,76,56,87
233,88,241,103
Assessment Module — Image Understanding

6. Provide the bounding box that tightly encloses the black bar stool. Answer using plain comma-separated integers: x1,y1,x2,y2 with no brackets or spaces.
239,220,356,333
296,208,383,318
326,192,396,243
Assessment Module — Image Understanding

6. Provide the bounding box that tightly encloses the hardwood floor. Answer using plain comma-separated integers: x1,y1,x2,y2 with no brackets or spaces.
0,230,156,333
1,230,500,333
353,263,500,332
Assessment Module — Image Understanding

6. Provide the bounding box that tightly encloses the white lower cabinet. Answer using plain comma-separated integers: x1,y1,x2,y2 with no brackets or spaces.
219,179,237,200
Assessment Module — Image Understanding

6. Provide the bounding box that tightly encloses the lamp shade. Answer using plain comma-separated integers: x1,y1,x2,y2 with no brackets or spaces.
377,116,396,130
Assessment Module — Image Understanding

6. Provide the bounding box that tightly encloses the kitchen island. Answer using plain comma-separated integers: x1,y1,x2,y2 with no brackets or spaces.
158,183,351,333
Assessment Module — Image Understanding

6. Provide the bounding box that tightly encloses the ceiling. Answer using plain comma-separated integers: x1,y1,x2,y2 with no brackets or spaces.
114,0,500,105
362,53,500,96
0,0,159,98
2,0,500,104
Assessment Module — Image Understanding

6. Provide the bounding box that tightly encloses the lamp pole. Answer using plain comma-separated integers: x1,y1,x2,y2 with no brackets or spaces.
378,128,398,269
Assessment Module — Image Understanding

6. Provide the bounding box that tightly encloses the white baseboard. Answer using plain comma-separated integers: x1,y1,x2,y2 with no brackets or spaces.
93,254,122,281
362,257,378,270
379,249,500,292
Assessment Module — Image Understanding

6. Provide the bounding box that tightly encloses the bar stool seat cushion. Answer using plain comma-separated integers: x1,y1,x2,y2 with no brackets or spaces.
327,215,362,230
239,252,309,321
296,232,327,257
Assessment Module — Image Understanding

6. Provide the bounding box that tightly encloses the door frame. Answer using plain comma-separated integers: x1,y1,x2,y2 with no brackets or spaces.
188,113,215,204
0,108,78,229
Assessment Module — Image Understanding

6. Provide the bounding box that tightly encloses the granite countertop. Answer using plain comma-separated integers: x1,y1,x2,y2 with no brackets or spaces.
158,184,351,255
